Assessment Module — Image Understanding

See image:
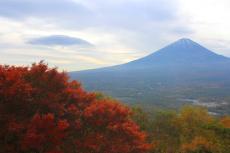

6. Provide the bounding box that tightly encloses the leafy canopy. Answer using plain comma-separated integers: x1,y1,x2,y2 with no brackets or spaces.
0,62,149,153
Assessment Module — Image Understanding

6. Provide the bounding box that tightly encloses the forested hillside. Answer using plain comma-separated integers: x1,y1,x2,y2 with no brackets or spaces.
132,106,230,153
0,63,229,153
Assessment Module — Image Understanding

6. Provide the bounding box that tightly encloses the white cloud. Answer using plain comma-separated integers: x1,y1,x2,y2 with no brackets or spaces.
177,0,230,56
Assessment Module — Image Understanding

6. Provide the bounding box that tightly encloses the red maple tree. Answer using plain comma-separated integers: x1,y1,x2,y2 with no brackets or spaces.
0,62,149,153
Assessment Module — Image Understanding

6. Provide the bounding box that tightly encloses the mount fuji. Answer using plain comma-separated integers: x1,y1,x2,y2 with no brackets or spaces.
70,38,230,114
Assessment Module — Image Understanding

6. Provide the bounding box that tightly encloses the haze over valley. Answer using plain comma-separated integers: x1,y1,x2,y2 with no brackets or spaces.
71,38,230,115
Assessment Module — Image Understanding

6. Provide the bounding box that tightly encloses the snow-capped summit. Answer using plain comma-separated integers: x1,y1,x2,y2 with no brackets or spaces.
125,38,228,66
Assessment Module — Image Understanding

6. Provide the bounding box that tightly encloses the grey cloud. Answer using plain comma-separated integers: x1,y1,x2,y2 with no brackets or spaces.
79,0,179,29
0,0,189,43
99,0,177,21
28,35,93,46
0,0,178,28
0,0,90,20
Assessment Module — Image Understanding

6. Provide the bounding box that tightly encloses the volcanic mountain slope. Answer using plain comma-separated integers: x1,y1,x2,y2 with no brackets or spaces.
70,38,230,114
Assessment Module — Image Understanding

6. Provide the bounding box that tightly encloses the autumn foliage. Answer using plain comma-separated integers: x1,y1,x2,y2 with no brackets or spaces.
0,62,149,153
132,106,230,153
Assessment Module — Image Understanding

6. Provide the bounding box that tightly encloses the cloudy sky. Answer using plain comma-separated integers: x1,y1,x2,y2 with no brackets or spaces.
1,0,230,71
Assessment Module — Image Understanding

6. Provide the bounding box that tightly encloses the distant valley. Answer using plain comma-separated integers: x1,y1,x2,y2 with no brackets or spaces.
70,38,230,115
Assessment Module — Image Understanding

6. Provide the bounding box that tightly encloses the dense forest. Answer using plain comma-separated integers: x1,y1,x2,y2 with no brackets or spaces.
0,62,229,153
132,106,230,153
